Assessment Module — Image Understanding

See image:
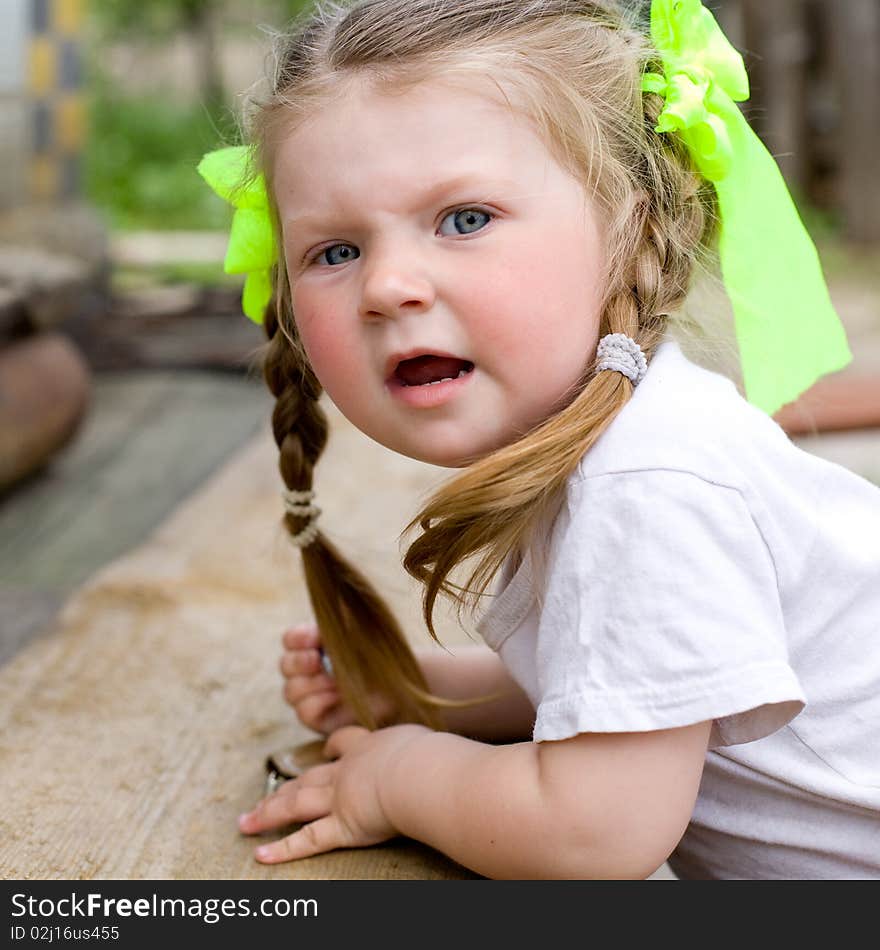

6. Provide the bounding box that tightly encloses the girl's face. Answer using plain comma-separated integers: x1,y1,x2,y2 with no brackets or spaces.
273,76,607,467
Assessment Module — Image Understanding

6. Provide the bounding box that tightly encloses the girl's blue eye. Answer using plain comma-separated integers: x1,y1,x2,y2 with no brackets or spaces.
439,208,492,236
311,208,491,264
318,244,360,266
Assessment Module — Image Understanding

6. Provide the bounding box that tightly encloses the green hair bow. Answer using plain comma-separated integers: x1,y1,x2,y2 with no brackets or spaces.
197,145,276,324
642,0,851,414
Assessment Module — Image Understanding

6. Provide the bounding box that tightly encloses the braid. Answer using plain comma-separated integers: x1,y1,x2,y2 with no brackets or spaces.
263,302,327,498
261,298,445,730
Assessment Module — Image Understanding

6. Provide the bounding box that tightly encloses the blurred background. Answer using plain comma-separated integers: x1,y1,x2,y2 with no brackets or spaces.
1,0,879,658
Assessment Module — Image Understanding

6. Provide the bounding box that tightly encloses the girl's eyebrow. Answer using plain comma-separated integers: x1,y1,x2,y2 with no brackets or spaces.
283,174,522,234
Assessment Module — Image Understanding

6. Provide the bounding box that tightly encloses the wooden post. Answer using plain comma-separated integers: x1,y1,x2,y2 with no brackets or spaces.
740,0,810,195
830,0,880,242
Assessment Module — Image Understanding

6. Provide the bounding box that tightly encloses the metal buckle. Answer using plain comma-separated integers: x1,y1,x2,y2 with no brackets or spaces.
263,739,327,797
264,766,286,798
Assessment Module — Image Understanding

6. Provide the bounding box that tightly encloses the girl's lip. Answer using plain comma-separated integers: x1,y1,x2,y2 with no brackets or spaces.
385,366,475,408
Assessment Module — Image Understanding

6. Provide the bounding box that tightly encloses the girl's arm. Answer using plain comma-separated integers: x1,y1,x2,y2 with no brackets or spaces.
416,644,535,742
378,719,712,879
243,715,712,878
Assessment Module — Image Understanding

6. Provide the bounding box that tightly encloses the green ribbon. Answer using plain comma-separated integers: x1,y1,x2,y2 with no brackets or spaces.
197,145,276,324
642,0,851,414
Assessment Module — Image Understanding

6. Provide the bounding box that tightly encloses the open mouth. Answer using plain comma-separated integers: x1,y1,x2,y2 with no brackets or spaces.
393,355,475,387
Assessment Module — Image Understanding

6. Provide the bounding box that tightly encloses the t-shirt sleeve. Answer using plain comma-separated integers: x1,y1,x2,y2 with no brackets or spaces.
533,469,805,748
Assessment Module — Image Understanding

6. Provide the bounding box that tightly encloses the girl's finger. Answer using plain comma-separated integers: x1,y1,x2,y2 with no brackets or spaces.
323,725,370,759
297,762,336,787
279,648,322,678
288,688,341,728
282,626,320,650
283,677,337,709
318,705,359,734
239,783,334,834
254,815,348,864
282,671,335,701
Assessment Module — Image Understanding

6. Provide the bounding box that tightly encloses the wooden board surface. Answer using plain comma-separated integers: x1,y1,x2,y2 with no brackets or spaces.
0,395,481,879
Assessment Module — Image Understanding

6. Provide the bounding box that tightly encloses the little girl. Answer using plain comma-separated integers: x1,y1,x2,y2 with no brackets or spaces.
200,0,880,878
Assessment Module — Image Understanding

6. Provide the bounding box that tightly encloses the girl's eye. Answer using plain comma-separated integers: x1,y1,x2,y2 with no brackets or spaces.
315,244,360,266
438,208,493,236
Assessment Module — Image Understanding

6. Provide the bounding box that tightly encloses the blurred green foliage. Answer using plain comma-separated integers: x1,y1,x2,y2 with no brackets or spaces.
83,77,235,231
90,0,218,36
90,0,312,38
111,261,239,291
84,1,313,232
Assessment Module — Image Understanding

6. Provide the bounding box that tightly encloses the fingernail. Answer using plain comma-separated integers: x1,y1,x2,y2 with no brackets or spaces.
238,812,251,828
255,846,271,860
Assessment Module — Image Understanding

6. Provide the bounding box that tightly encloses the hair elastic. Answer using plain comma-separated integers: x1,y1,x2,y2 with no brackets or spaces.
282,488,321,548
595,333,648,385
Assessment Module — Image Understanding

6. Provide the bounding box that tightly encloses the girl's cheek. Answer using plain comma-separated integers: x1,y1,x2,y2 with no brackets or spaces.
472,263,538,353
292,303,363,398
292,287,337,361
298,319,348,377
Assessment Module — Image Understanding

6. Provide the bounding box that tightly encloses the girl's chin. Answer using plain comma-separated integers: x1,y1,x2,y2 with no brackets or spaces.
381,435,504,469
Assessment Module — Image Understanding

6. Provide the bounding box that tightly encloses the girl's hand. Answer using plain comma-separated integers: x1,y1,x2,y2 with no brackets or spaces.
280,624,396,734
239,723,431,863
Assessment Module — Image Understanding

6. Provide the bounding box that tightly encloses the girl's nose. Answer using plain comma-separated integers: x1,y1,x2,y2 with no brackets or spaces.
358,246,436,320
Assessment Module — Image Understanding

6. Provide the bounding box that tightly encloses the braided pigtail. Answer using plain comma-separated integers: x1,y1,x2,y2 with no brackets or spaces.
261,296,445,730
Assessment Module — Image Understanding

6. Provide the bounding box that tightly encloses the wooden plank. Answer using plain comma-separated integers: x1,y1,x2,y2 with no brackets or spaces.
741,0,810,192
830,0,880,241
0,587,65,666
0,403,480,879
774,374,880,436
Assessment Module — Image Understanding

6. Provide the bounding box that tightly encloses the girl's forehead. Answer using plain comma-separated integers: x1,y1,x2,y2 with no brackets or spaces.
280,71,535,153
273,73,553,189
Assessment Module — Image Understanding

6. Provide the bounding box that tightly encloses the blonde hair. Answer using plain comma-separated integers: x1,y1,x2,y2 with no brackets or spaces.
250,0,721,729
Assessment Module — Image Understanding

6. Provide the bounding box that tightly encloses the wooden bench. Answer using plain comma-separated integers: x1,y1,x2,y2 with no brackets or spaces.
774,373,880,436
0,398,482,879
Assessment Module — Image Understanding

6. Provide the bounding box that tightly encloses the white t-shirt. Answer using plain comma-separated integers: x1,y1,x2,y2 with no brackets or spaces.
476,338,880,879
